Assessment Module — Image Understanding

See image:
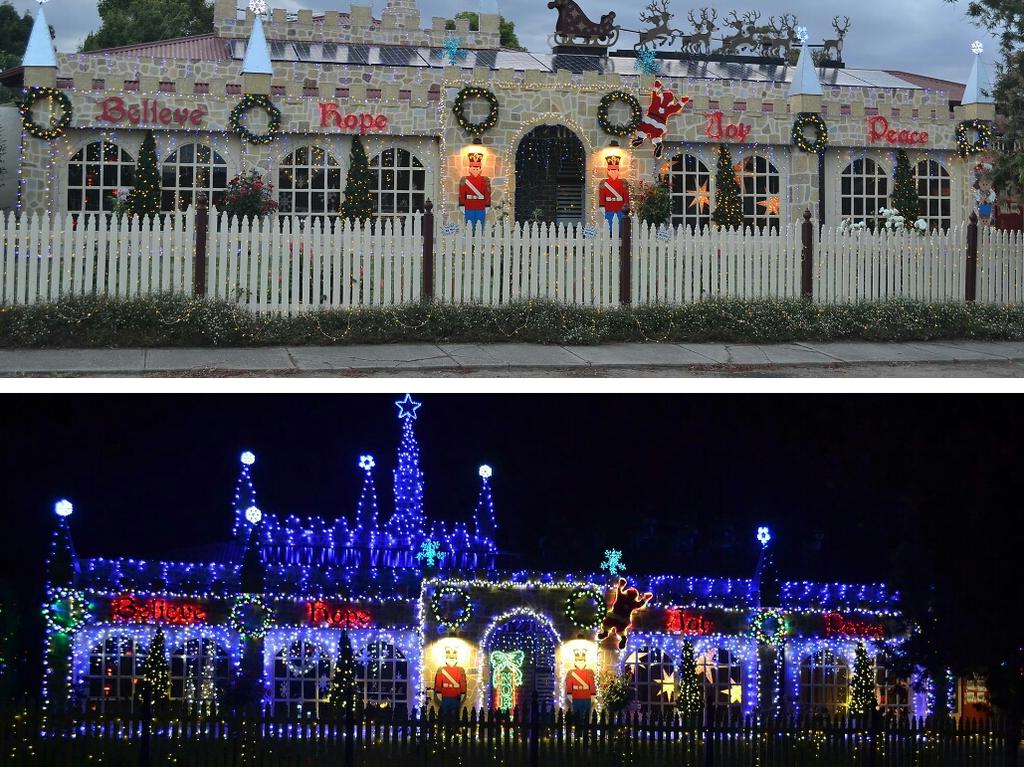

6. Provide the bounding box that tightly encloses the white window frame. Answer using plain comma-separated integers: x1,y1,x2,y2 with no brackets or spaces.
624,646,676,715
840,158,889,227
370,147,426,218
738,154,781,232
277,145,342,219
668,153,712,231
85,635,144,712
872,652,910,717
914,158,952,232
697,646,743,715
66,140,135,214
798,649,850,715
356,641,409,711
170,637,231,707
161,143,229,213
272,639,333,719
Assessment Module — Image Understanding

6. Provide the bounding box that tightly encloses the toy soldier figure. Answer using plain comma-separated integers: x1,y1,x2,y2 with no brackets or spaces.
564,648,596,722
459,151,491,229
434,645,467,719
598,154,630,230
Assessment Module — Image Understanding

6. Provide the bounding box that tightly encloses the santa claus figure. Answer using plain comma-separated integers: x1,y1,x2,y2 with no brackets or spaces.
564,648,596,723
459,151,491,228
434,645,467,720
598,154,630,230
630,80,688,159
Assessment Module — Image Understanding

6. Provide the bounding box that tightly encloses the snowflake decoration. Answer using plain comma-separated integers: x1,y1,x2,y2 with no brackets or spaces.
441,222,460,236
796,26,809,44
278,681,289,698
318,674,331,692
240,450,256,466
245,505,262,524
248,0,268,16
479,464,492,479
971,40,983,56
582,225,597,239
442,35,468,67
54,499,73,518
600,548,626,577
656,226,672,242
634,48,661,77
757,526,771,547
358,454,375,471
416,539,442,567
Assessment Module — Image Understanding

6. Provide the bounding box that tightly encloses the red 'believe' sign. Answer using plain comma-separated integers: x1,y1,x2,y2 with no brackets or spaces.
110,594,207,625
822,611,885,638
319,103,389,133
866,116,928,146
305,600,373,628
96,96,206,127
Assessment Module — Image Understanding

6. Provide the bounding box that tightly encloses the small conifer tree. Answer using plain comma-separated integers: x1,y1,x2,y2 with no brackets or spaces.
339,135,375,222
711,144,744,230
126,130,162,218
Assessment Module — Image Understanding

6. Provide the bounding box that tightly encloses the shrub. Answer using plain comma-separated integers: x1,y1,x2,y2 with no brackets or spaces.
222,170,279,222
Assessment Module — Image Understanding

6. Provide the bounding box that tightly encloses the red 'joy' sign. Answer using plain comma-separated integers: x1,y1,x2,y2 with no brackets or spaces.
704,110,752,142
664,608,715,635
97,96,206,127
319,103,389,133
866,116,928,146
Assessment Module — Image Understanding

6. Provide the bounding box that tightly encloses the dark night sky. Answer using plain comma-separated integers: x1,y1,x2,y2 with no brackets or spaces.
0,394,1020,685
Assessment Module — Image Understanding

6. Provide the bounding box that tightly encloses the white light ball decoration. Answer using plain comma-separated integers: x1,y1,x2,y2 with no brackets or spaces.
249,0,268,16
54,499,73,518
358,454,375,471
479,464,492,479
245,505,263,524
796,26,809,44
240,451,256,466
971,40,983,56
756,526,772,547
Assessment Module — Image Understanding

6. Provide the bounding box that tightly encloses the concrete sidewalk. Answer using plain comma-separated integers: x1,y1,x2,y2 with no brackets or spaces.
3,340,1024,376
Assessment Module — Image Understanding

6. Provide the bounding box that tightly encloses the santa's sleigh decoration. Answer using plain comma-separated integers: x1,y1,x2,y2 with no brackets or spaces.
547,0,620,48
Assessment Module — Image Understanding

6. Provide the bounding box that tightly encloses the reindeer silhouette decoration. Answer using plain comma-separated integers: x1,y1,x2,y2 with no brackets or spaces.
679,8,717,54
634,0,680,51
718,10,761,55
820,16,850,63
548,0,620,48
759,14,798,59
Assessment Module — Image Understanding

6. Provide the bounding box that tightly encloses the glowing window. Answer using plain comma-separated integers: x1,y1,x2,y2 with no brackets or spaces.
66,141,135,213
277,145,342,218
170,638,231,707
840,158,889,226
738,155,781,232
86,635,144,712
161,143,228,212
273,639,332,718
624,646,676,715
370,148,426,217
668,154,712,231
914,159,952,232
356,641,409,711
697,647,743,714
798,649,850,715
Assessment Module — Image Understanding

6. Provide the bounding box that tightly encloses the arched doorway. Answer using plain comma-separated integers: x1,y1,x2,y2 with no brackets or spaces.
484,613,559,712
514,125,585,225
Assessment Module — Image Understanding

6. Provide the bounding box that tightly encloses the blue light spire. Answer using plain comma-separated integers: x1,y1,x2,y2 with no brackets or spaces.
350,455,380,550
47,499,78,588
388,395,425,547
472,464,497,552
233,451,258,539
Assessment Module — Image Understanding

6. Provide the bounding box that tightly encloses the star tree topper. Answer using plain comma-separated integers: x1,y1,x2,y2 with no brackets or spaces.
601,548,626,577
395,393,422,420
416,539,442,567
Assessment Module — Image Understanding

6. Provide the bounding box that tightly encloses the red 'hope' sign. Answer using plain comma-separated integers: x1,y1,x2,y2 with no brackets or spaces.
866,116,928,146
97,96,206,127
319,103,389,133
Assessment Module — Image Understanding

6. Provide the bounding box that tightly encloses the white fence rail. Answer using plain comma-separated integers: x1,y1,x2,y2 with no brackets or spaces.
0,209,194,305
2,209,1024,313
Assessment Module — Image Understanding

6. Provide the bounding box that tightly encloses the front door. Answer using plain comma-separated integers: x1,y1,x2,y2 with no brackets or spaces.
514,125,585,226
487,616,557,713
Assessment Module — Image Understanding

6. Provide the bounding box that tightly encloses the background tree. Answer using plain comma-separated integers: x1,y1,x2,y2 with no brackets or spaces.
338,135,374,223
711,144,744,230
445,12,524,50
82,0,213,52
675,641,703,719
848,642,876,717
0,2,36,103
126,130,162,218
890,149,921,228
138,626,170,706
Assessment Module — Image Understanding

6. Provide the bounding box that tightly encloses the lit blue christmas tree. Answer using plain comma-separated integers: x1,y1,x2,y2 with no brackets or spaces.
232,451,258,538
388,395,426,548
350,455,380,549
472,464,497,551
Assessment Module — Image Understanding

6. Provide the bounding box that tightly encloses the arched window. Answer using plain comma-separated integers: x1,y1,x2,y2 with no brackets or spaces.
66,141,135,214
356,641,409,711
370,148,426,217
161,144,228,212
738,155,781,231
798,649,850,715
697,647,743,715
273,639,332,718
86,635,144,712
668,154,712,231
170,638,231,707
840,158,889,227
278,146,342,218
624,646,676,715
914,159,951,232
873,652,910,718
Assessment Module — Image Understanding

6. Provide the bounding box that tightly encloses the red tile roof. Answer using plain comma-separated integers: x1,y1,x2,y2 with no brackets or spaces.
81,33,232,61
885,70,965,102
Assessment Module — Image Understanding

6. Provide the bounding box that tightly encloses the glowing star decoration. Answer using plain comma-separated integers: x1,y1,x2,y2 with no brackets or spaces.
358,454,375,471
248,0,268,15
240,451,256,466
634,48,661,77
733,161,746,186
395,393,422,420
688,182,710,211
971,40,983,56
757,196,781,216
416,539,442,567
54,499,73,518
479,464,493,479
730,683,743,703
757,526,771,547
656,670,676,700
245,505,262,525
600,549,625,577
442,35,468,67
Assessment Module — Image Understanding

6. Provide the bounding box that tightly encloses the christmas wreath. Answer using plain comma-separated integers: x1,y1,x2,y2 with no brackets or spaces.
955,119,992,158
18,86,73,140
564,586,604,631
750,608,788,647
430,585,472,630
229,94,282,145
229,594,274,640
452,86,499,139
791,113,829,154
43,588,89,634
598,91,642,137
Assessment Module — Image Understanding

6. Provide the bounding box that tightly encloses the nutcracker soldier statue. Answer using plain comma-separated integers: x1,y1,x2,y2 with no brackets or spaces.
564,648,596,723
598,154,630,230
459,150,491,228
434,645,467,720
629,80,688,159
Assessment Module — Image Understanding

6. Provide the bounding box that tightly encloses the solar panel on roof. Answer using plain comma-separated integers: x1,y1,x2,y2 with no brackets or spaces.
474,50,498,69
493,51,548,71
268,41,297,61
375,46,422,66
293,43,311,61
549,53,608,73
348,44,370,64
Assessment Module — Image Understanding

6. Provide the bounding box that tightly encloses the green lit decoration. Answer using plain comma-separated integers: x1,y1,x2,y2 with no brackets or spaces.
138,626,170,705
955,119,992,158
597,91,642,137
711,144,744,230
675,640,703,717
430,586,472,630
848,641,876,716
452,86,499,139
564,586,604,632
489,649,524,711
230,94,282,145
18,86,72,140
750,608,788,646
229,594,273,640
43,589,89,635
327,630,360,714
791,113,829,154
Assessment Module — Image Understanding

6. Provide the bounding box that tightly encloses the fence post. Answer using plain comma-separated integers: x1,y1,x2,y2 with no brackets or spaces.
966,212,978,302
193,193,209,297
421,200,435,302
801,209,814,299
618,207,632,305
138,700,152,767
529,691,540,767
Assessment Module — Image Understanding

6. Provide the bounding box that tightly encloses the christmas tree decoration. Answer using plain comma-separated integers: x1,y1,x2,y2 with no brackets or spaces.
849,641,876,716
711,144,744,230
18,87,72,140
452,87,499,139
890,150,921,228
339,134,374,222
490,649,524,711
388,395,425,546
138,626,170,705
596,668,633,713
350,454,381,549
472,465,497,550
229,95,282,145
327,631,359,714
600,549,625,577
597,91,642,137
675,641,703,716
126,130,161,218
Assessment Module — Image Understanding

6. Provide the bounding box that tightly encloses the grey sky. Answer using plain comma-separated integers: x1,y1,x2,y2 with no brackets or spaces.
12,0,1002,83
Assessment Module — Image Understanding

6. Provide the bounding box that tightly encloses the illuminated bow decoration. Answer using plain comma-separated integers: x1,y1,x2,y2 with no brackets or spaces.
489,650,524,711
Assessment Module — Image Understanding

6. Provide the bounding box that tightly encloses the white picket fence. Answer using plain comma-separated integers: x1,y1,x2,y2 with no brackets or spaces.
0,209,194,305
205,211,422,313
2,209,1024,313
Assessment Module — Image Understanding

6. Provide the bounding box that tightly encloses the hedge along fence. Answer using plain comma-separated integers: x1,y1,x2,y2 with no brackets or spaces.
1,199,1021,314
0,700,1017,767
